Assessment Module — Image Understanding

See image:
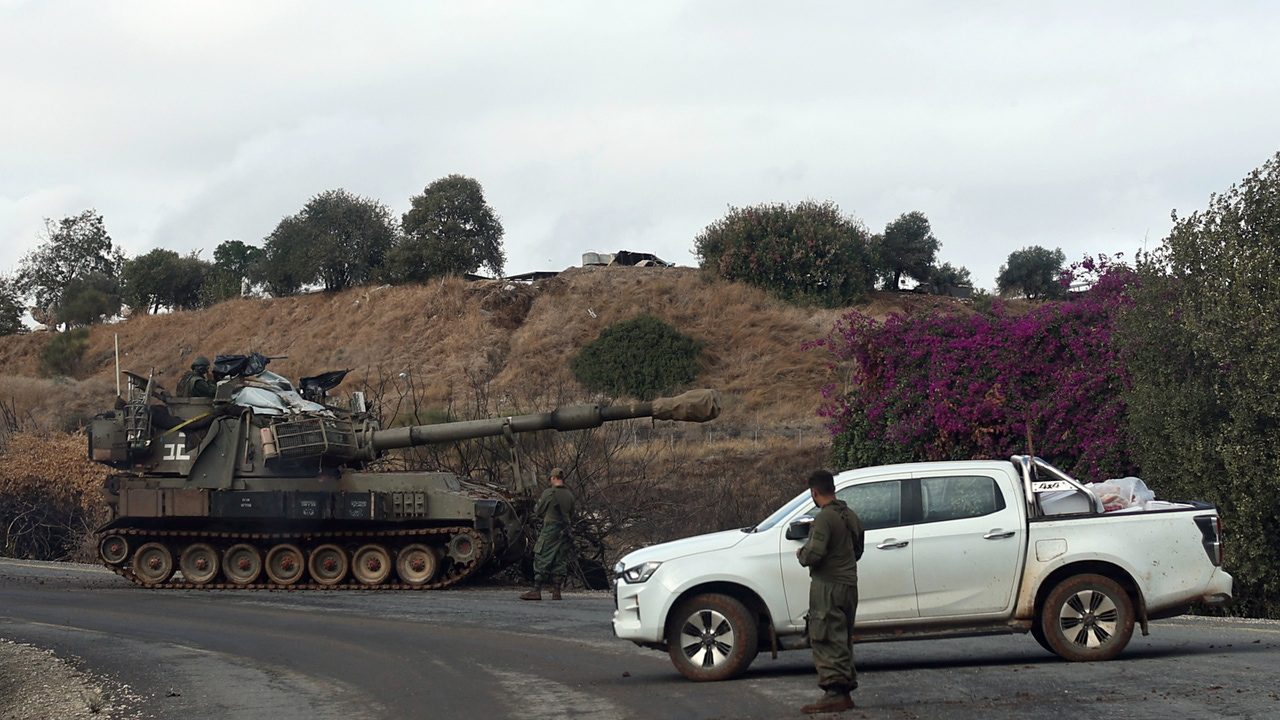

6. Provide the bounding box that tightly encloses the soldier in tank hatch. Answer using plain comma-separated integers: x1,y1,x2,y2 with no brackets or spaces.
520,467,576,601
176,355,216,398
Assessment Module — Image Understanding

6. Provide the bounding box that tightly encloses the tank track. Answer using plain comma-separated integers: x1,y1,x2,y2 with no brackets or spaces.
98,525,486,591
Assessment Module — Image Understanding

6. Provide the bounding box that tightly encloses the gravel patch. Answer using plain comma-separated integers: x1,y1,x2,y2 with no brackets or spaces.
0,638,143,720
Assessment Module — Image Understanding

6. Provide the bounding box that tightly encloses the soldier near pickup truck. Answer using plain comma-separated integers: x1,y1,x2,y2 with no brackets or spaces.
796,469,865,714
520,467,576,601
176,356,216,398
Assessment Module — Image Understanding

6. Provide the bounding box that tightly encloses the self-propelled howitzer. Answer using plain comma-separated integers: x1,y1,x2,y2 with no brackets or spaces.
88,357,719,590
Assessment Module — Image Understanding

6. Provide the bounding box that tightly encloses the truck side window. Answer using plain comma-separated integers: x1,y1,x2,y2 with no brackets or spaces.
834,480,903,531
920,476,1006,522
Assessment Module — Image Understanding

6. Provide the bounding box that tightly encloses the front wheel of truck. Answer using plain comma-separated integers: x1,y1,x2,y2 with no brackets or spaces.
1040,573,1135,661
666,593,759,681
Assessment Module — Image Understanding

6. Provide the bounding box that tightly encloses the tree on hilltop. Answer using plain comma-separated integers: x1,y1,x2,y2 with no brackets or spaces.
997,246,1066,299
389,174,505,281
0,274,25,336
121,249,209,313
695,200,876,307
15,210,123,323
260,189,395,294
202,240,265,303
875,211,940,290
57,272,122,327
927,261,972,290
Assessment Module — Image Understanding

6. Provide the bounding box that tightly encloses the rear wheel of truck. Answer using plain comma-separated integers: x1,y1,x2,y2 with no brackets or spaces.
1040,573,1135,661
666,593,759,681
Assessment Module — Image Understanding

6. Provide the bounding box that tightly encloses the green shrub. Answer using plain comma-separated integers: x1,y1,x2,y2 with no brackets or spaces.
39,328,90,377
695,201,876,307
1120,152,1280,618
571,316,701,400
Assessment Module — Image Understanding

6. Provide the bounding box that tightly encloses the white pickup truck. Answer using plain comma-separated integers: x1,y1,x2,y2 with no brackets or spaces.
612,456,1233,681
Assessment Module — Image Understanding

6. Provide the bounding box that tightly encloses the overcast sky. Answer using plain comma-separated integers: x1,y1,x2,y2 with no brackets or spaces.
2,1,1278,290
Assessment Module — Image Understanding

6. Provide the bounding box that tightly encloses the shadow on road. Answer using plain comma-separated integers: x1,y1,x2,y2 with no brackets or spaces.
710,638,1279,681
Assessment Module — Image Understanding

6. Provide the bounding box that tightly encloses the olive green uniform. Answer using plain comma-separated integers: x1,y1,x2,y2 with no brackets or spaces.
532,486,575,585
176,371,215,398
797,499,865,693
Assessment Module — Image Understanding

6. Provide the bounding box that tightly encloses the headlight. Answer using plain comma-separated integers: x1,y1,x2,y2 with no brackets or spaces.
619,560,662,584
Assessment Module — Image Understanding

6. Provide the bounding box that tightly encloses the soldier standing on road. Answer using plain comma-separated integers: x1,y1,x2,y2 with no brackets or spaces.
520,467,576,601
176,356,216,398
796,469,865,714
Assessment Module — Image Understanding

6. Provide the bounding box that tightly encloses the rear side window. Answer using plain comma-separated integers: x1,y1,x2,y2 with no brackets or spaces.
920,476,1006,523
835,480,903,531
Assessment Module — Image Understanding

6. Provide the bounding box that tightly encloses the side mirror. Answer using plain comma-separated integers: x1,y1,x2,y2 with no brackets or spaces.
785,516,815,541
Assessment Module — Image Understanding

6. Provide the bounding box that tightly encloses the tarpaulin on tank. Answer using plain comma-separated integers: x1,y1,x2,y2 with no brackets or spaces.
213,352,272,379
232,371,332,417
652,389,720,422
299,369,351,396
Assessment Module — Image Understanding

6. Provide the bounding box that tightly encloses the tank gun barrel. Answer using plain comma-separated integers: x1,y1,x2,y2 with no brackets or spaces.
368,388,720,453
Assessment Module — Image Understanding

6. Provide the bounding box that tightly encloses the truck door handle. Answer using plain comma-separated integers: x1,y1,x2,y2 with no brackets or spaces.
983,529,1016,540
876,539,909,550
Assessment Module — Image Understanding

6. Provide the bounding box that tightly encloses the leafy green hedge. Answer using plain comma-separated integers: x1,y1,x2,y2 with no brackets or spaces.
571,316,701,400
695,201,876,307
1120,152,1280,618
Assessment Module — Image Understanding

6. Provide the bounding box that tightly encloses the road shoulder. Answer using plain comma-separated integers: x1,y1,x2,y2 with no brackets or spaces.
0,637,143,720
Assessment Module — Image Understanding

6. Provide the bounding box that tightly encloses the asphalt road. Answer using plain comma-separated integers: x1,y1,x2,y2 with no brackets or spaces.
1,558,1278,720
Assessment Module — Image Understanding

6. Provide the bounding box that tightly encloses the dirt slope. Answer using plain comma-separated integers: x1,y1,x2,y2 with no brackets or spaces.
0,267,966,432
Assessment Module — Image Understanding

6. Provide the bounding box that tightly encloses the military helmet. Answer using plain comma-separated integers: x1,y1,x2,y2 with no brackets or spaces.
191,355,211,371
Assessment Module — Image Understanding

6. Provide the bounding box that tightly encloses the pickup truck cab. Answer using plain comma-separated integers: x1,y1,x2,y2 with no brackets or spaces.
612,456,1233,681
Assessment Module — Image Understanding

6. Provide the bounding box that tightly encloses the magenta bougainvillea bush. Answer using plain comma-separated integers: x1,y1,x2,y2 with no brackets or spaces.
813,257,1136,481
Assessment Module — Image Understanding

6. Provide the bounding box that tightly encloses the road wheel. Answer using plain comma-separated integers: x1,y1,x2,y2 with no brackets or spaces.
396,544,440,586
133,542,174,585
308,544,348,586
265,544,306,585
99,535,129,565
223,543,263,585
179,543,220,584
666,593,759,681
352,544,392,585
1039,573,1135,661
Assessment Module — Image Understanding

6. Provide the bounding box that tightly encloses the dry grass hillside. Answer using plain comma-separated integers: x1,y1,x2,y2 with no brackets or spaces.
0,269,969,560
0,267,965,432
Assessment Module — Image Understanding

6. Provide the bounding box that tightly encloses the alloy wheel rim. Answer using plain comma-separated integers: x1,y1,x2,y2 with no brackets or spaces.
679,609,735,668
1059,589,1119,648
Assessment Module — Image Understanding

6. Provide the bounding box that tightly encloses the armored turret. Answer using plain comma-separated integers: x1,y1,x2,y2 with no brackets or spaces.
87,353,719,590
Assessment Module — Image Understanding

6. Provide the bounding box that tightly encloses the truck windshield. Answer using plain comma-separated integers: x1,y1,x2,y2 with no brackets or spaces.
749,490,812,533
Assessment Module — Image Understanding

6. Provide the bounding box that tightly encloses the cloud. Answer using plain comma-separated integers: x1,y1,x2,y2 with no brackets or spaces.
0,185,91,272
2,2,1278,288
